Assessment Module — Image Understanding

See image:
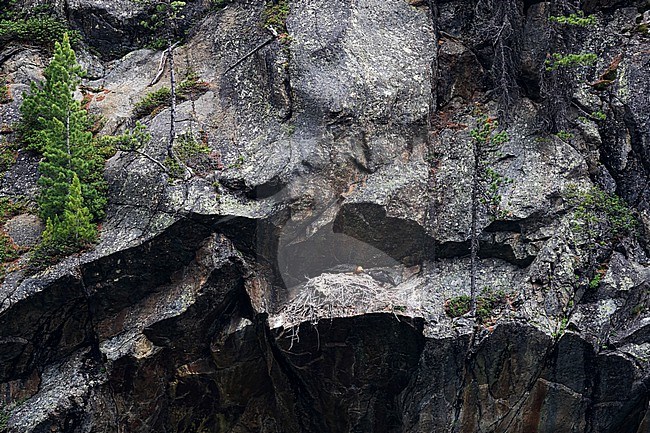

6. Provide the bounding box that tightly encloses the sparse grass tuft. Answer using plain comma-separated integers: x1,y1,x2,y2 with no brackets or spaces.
445,288,510,324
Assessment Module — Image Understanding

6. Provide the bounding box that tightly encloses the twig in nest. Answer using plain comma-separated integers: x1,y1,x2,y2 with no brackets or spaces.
278,273,400,348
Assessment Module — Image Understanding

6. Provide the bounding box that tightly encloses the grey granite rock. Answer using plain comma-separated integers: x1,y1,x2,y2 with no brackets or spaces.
0,0,649,432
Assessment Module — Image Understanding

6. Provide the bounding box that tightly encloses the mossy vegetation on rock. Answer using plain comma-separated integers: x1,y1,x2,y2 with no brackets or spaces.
0,3,80,49
133,73,210,118
0,0,650,432
445,288,510,324
0,197,28,282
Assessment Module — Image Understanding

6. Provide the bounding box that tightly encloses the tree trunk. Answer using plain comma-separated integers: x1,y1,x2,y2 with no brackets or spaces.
65,108,71,167
470,139,480,316
168,38,176,160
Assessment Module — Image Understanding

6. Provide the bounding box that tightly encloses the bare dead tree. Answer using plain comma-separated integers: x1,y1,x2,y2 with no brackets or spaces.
468,116,509,316
474,0,524,120
539,0,594,132
469,135,481,315
136,0,186,169
168,38,177,161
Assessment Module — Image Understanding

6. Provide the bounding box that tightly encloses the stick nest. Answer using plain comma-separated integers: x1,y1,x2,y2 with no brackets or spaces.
278,273,400,329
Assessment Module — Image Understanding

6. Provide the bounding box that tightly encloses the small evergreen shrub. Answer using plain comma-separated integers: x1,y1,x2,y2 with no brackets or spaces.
445,295,471,318
470,116,509,147
133,75,209,118
591,111,606,121
566,185,637,240
549,11,597,27
163,131,217,178
0,140,17,174
262,0,290,33
163,156,185,179
138,0,188,48
545,52,598,71
177,72,210,97
174,131,209,162
0,230,20,263
555,130,574,140
139,0,187,32
482,166,512,216
552,317,569,338
0,197,27,224
470,116,510,217
133,87,172,118
95,121,151,155
588,272,602,290
579,112,606,123
445,288,508,323
0,79,10,104
0,16,80,48
146,38,168,50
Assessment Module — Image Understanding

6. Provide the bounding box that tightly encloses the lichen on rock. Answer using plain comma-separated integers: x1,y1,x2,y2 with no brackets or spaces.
0,0,649,432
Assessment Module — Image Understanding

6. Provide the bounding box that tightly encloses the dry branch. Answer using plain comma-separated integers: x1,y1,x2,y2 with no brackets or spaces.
225,27,279,74
149,41,181,87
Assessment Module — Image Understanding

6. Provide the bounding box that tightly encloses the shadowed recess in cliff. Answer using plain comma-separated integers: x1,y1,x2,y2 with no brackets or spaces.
333,203,430,266
0,273,91,382
270,313,426,433
1,0,650,430
334,202,537,268
81,214,218,318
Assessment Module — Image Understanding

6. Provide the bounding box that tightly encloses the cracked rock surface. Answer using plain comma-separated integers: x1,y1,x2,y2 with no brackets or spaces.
1,0,650,432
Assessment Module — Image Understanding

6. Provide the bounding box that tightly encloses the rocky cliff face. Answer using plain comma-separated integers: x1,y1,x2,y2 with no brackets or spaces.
1,0,650,432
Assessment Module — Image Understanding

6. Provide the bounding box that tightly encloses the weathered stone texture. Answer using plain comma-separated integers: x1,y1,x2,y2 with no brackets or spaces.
0,0,649,432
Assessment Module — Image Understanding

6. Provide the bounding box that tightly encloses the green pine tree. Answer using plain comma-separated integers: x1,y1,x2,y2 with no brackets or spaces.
59,173,98,247
37,116,77,221
36,173,97,259
19,33,83,152
20,33,106,222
